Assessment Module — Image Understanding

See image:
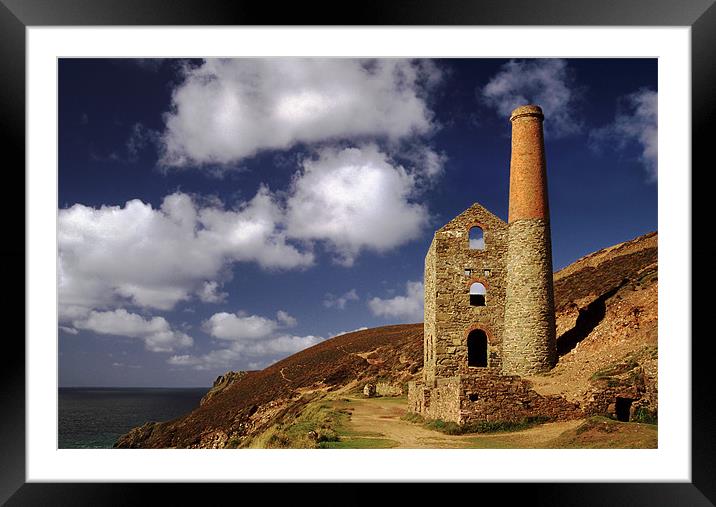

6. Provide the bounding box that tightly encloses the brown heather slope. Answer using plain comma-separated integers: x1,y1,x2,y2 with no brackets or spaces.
115,324,423,448
115,231,657,448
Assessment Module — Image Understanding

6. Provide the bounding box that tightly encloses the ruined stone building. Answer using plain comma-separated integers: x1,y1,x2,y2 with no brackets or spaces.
408,105,578,424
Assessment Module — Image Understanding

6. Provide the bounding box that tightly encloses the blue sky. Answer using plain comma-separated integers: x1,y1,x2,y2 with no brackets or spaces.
58,58,657,387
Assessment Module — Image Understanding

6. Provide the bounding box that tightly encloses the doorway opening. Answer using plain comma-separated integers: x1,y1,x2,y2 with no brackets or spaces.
615,397,633,422
467,329,488,367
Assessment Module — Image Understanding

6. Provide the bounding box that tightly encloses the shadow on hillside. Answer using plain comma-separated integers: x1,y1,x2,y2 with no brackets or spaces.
556,285,622,357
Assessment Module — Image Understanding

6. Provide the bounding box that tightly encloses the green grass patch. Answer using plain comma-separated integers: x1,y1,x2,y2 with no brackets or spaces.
632,407,658,425
549,416,657,449
590,347,657,383
590,359,640,381
575,416,619,435
319,437,399,449
247,397,350,449
401,412,425,424
373,395,408,404
403,412,550,435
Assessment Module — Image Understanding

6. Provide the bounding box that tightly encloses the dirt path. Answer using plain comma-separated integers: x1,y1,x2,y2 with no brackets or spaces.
343,396,582,448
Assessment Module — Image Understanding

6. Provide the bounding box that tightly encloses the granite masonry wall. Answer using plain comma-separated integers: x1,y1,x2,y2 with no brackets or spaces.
457,371,581,424
423,237,437,384
423,203,508,386
409,372,582,424
502,218,557,375
425,378,461,422
501,104,557,376
583,371,657,421
375,381,403,397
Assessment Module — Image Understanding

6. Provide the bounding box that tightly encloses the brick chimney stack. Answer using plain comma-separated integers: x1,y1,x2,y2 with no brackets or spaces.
502,105,557,375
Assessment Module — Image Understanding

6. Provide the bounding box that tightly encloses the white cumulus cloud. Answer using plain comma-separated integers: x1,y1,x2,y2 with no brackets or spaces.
285,145,429,266
168,333,324,371
276,310,298,327
590,88,658,181
169,307,320,370
168,348,242,370
197,281,228,304
368,280,424,321
203,312,278,341
202,310,298,342
159,59,442,167
323,289,359,310
58,190,313,321
481,59,581,138
243,334,323,356
60,147,433,320
73,309,193,353
169,333,321,371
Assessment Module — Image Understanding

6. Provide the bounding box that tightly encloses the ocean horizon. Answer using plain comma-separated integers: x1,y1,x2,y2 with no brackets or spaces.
58,386,209,448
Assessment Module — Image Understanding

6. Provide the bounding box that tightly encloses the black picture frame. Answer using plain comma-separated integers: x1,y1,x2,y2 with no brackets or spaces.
1,0,707,504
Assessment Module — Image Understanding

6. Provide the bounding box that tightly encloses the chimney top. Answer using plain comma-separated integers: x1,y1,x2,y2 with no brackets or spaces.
509,105,544,122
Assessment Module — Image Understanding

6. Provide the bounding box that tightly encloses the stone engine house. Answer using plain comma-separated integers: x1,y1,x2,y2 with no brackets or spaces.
408,105,579,425
422,204,508,385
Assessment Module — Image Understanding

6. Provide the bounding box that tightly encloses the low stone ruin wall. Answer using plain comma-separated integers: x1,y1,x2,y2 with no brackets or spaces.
583,384,656,422
409,371,582,424
376,382,403,397
457,371,582,424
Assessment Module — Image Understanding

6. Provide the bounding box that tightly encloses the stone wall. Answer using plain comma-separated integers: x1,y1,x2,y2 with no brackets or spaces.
502,218,557,375
408,380,430,414
409,372,582,424
376,381,403,397
423,203,508,384
423,238,437,385
457,371,581,424
583,373,657,422
424,377,461,422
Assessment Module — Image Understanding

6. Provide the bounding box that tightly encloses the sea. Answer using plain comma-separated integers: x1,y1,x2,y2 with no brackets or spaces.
58,387,208,448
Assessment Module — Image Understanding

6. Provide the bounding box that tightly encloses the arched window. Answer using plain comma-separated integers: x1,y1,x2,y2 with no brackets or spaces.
467,329,488,367
470,282,486,306
469,226,484,250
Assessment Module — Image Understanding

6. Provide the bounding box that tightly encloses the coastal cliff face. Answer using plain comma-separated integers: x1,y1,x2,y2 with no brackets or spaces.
200,371,250,406
114,232,658,449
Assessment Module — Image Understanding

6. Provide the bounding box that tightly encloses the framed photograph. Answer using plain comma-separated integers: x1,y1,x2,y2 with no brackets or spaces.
3,0,708,504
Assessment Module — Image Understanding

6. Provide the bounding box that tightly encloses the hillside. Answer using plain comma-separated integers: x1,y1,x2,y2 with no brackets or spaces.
115,231,658,449
115,324,424,448
532,231,658,408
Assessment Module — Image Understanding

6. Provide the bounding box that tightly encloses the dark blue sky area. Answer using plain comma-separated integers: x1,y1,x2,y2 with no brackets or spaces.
58,58,657,387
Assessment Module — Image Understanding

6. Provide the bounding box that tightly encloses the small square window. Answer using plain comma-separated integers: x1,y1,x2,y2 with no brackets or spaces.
484,269,491,277
464,269,472,276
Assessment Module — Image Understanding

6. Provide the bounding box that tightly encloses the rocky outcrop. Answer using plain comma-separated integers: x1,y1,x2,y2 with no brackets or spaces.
200,370,249,406
113,421,160,449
